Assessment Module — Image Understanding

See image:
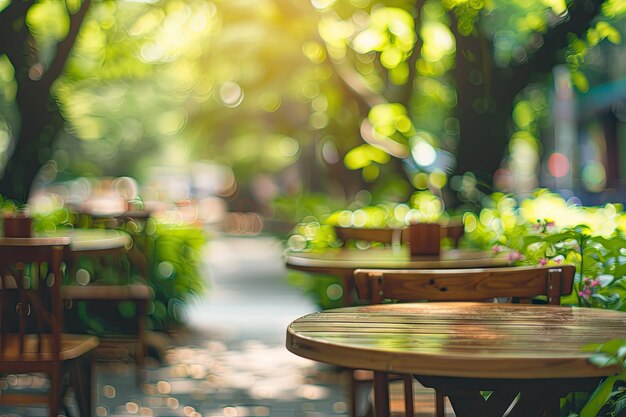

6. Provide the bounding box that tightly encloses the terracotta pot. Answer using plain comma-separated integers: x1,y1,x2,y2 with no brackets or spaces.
409,222,440,256
3,214,32,238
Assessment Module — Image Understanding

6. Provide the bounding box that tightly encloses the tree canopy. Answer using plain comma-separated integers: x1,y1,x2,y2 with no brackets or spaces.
1,0,625,214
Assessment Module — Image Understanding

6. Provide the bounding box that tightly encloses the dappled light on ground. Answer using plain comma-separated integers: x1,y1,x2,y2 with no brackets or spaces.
91,339,346,417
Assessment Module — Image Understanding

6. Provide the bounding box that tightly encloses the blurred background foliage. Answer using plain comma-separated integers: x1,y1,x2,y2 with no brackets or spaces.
1,0,626,221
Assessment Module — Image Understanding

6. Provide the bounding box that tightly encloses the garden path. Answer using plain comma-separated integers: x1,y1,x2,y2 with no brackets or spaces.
96,234,347,417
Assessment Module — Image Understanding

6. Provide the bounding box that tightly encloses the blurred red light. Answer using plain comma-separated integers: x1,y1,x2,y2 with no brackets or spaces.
548,153,569,178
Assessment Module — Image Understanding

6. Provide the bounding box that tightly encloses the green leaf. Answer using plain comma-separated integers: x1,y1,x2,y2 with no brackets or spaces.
523,235,544,245
589,294,607,306
614,264,626,277
612,394,626,415
618,345,626,361
598,339,626,355
580,376,617,417
588,354,618,367
597,274,615,287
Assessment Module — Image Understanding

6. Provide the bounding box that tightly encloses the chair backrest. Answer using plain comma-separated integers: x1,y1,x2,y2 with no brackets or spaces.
334,226,402,246
0,242,67,362
354,265,576,305
334,222,465,248
399,222,465,247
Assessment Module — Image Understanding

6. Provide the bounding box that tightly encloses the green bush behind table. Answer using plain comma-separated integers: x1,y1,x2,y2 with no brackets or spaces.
21,206,208,334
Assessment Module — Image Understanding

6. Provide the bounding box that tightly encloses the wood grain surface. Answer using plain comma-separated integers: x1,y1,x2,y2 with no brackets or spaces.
353,265,574,303
0,228,130,252
285,248,510,274
287,302,626,379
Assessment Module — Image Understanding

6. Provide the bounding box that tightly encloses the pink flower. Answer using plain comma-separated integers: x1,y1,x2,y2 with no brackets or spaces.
579,276,601,304
534,219,556,233
538,258,548,266
508,251,525,262
492,245,502,254
552,255,564,264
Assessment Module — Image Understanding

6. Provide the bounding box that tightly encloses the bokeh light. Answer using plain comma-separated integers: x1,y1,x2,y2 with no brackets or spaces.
548,152,570,178
581,161,607,192
219,82,244,108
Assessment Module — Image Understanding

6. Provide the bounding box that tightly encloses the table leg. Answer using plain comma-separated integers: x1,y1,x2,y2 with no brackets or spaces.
341,273,354,306
418,376,570,417
446,391,491,417
418,377,559,417
505,390,560,417
373,371,390,417
448,390,551,417
439,388,564,417
484,391,520,416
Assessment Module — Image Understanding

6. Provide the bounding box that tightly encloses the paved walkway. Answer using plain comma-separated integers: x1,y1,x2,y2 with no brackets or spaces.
93,235,347,417
184,236,319,344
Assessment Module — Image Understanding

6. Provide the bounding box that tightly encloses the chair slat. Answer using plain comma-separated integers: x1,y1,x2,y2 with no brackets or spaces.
355,265,576,305
0,241,98,416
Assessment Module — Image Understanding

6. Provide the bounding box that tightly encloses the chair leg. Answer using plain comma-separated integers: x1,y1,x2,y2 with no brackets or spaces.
435,392,445,417
373,371,390,417
49,368,62,417
81,358,93,417
348,369,357,417
350,370,375,417
69,356,93,417
403,375,414,417
350,370,358,417
136,299,148,383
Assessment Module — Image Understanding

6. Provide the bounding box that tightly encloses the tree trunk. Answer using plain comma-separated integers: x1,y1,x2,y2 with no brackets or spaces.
450,0,605,191
0,84,62,202
452,28,516,189
0,0,91,203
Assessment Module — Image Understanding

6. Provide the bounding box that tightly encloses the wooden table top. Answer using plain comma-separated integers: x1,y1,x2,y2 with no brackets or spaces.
0,228,131,252
286,302,626,380
285,247,510,272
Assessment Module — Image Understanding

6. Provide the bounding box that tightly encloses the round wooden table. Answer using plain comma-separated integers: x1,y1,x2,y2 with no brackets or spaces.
287,302,626,417
286,247,509,271
62,228,131,252
0,228,131,252
285,247,510,305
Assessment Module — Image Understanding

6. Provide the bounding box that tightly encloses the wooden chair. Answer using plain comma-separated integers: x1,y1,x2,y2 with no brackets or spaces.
335,222,465,249
61,231,153,379
353,265,576,417
331,227,403,308
0,241,99,417
335,226,403,247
